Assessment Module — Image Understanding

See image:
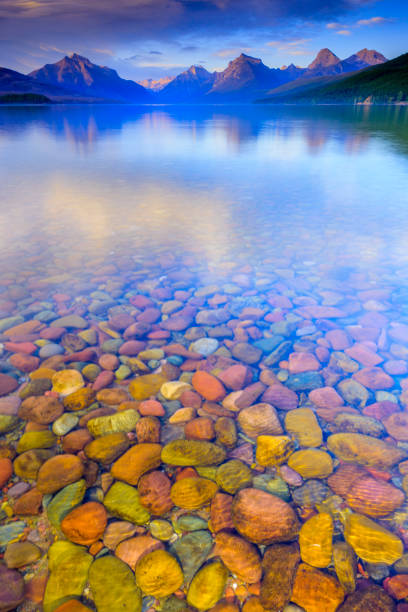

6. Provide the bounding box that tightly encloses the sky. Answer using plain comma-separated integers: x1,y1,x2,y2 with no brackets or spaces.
0,0,407,81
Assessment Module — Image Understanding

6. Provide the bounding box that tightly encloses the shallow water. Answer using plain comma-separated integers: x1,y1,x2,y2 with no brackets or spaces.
1,104,408,610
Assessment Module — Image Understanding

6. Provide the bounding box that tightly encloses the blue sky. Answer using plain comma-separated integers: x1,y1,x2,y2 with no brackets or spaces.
0,0,406,80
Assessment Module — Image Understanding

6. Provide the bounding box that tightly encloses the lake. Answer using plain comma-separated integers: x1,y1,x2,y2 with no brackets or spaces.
1,104,408,611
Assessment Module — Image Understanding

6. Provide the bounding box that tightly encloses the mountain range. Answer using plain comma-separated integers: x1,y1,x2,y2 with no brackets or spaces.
0,47,399,105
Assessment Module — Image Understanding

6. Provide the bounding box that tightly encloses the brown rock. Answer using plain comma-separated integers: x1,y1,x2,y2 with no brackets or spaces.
138,470,173,516
13,488,43,515
352,367,394,390
18,396,63,424
210,493,234,532
0,457,12,487
62,429,93,453
214,531,262,584
238,403,282,439
36,454,84,494
261,384,298,410
136,416,161,443
338,584,395,611
185,417,215,440
0,373,18,396
231,488,299,545
288,352,320,374
9,353,40,373
260,543,300,610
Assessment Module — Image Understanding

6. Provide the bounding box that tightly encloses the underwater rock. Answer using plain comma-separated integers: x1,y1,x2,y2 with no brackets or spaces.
111,443,162,485
327,433,406,469
291,563,345,612
214,531,262,584
260,542,300,610
171,476,218,509
135,549,183,598
299,512,333,568
187,560,229,611
162,439,226,466
89,555,142,612
344,513,403,564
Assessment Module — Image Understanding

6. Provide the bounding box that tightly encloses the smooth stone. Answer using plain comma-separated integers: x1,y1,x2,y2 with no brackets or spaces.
87,409,139,437
103,481,150,524
0,564,24,611
0,521,26,546
17,430,57,453
0,414,18,433
286,371,323,391
52,413,79,436
187,560,228,610
190,338,219,356
47,479,86,528
39,343,64,359
4,541,42,568
51,315,87,329
345,513,403,564
89,555,142,612
0,373,19,397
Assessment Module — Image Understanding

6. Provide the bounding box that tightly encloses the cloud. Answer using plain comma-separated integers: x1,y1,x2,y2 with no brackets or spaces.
149,50,163,54
357,16,394,26
215,47,252,58
336,29,351,35
93,47,114,55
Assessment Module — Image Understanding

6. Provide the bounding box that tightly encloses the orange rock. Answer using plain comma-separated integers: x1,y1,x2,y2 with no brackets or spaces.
18,395,63,425
328,464,368,497
9,353,40,373
242,597,267,612
210,493,235,533
4,320,43,339
136,416,161,443
214,531,262,583
138,400,165,416
192,371,226,402
210,600,240,612
111,443,162,485
185,417,215,440
24,574,48,604
36,454,84,494
54,601,93,612
384,411,408,441
346,475,405,517
138,470,173,515
61,502,107,546
0,457,12,487
115,535,164,570
292,563,345,612
232,488,299,545
62,429,93,453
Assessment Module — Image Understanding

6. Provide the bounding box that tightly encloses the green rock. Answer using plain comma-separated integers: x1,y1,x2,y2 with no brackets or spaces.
263,341,292,366
52,413,79,436
89,555,142,612
82,363,101,381
0,316,24,332
101,339,123,353
0,414,18,433
78,329,98,345
4,541,42,568
115,365,131,381
0,521,26,546
215,459,252,494
253,474,291,501
149,520,174,541
161,440,226,466
51,315,87,329
47,479,86,528
19,378,51,399
14,449,53,480
170,530,213,585
17,430,57,453
87,409,139,437
174,515,208,532
103,482,150,524
43,541,92,612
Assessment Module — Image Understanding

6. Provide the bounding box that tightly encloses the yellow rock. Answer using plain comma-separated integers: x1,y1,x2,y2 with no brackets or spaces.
333,541,357,593
52,369,85,397
129,374,168,400
29,367,56,380
161,440,226,466
327,433,406,470
135,549,183,598
99,321,121,338
256,435,294,467
299,512,333,568
138,349,164,361
87,409,140,437
169,407,196,424
63,387,96,411
171,477,218,509
187,560,228,611
288,449,333,479
285,408,322,448
160,381,192,400
344,513,403,564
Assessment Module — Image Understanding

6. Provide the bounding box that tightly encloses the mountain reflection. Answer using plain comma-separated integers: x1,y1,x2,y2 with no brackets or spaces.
0,104,407,155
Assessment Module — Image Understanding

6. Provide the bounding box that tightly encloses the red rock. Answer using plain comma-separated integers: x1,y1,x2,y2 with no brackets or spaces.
288,352,320,374
309,386,344,409
129,295,154,309
267,294,292,309
347,326,380,342
0,457,12,487
192,371,226,402
325,330,351,350
99,354,120,370
262,384,298,411
62,429,93,453
108,313,135,331
123,321,151,339
328,463,368,497
9,353,39,373
363,401,398,421
163,343,203,359
359,311,388,328
345,344,383,367
211,492,235,532
229,382,266,411
92,370,115,391
139,400,165,416
119,340,146,356
4,320,44,339
179,390,202,409
138,470,173,515
4,342,36,355
389,323,408,344
147,330,170,340
385,575,408,600
0,396,20,415
185,417,215,440
137,307,161,324
0,373,18,396
384,412,408,441
353,367,394,390
218,365,251,391
346,475,405,517
63,348,97,363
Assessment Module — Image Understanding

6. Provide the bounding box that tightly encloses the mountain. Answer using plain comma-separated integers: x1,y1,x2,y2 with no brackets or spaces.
138,76,173,92
304,48,387,78
159,65,215,101
307,48,342,76
0,66,95,102
342,48,387,72
259,53,408,104
29,53,151,102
